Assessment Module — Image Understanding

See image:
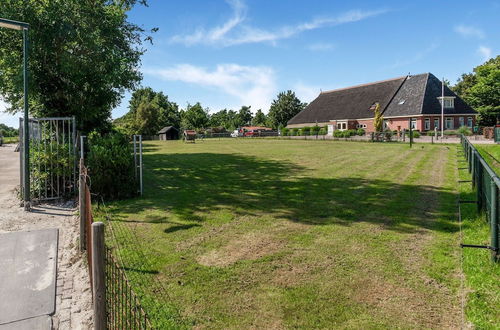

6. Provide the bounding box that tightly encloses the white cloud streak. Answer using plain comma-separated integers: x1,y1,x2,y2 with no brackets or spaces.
293,82,322,103
145,63,276,111
307,43,335,51
389,43,439,69
171,1,388,47
454,24,485,39
477,46,492,61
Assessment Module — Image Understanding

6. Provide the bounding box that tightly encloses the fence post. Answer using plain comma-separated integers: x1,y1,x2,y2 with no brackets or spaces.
471,151,476,187
491,180,499,262
139,135,143,196
477,157,482,212
92,222,106,330
79,159,86,251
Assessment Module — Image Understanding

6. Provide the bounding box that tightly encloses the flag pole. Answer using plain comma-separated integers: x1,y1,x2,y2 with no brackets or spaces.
441,77,444,139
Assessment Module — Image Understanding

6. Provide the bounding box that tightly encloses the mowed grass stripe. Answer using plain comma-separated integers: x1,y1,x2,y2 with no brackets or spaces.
97,140,464,329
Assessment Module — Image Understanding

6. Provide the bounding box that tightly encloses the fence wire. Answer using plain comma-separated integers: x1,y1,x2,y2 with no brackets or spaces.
460,135,500,262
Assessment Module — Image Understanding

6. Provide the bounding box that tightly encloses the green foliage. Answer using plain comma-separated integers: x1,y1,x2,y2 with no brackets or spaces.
300,126,311,136
181,103,210,130
267,90,306,129
318,128,327,135
0,123,18,137
457,125,472,136
252,109,268,127
373,103,383,132
237,106,253,126
292,128,299,136
405,130,420,138
30,141,75,199
452,56,500,126
281,127,289,136
356,128,365,136
86,131,137,200
311,126,321,135
0,0,154,133
115,87,180,136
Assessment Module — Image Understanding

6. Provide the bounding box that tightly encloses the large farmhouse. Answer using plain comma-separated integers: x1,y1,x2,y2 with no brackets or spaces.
287,73,477,133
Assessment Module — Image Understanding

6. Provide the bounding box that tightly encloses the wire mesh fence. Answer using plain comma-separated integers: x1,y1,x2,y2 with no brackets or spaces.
79,159,153,328
460,135,500,262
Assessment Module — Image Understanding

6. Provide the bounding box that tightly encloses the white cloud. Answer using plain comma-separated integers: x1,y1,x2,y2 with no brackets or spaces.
293,82,322,103
307,43,335,51
477,46,492,61
389,42,439,69
454,24,485,39
171,1,388,47
145,63,276,111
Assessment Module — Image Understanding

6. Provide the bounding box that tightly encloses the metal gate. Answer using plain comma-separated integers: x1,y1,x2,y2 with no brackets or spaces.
19,117,77,202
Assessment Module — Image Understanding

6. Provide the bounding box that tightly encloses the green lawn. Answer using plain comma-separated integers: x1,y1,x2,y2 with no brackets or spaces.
96,139,494,329
476,144,500,176
1,136,18,144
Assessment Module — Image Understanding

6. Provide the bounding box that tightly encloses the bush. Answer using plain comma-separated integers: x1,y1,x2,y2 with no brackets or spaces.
457,126,472,136
311,126,321,135
301,127,311,136
333,130,343,138
292,128,299,136
318,128,327,135
405,130,420,138
281,127,289,136
444,130,458,136
356,128,365,136
86,131,137,200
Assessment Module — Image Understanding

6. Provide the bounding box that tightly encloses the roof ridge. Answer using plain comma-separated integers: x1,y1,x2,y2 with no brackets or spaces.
320,75,407,94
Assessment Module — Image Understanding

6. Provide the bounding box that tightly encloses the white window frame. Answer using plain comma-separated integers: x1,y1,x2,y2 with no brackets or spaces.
410,118,417,130
445,117,454,129
363,124,367,129
434,118,439,130
467,117,473,128
438,96,455,109
458,117,464,127
424,118,430,130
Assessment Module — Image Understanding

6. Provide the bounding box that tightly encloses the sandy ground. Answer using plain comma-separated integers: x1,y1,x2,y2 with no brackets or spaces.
0,144,93,329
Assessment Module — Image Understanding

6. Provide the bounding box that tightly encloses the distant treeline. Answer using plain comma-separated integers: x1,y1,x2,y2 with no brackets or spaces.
0,123,18,137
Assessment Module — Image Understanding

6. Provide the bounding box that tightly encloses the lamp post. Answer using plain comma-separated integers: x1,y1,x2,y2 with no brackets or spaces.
0,18,30,210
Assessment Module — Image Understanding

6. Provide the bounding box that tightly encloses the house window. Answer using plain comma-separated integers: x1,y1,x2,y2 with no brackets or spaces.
424,118,430,130
434,118,439,130
467,117,473,128
446,117,454,129
342,123,347,130
337,123,341,129
363,124,367,128
410,118,417,129
438,97,455,109
459,117,464,127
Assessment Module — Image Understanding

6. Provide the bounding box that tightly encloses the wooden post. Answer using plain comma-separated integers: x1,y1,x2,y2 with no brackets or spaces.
92,222,106,330
79,159,85,251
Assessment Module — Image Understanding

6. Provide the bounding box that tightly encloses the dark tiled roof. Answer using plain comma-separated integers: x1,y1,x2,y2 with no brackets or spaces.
158,126,178,134
421,73,476,115
383,73,428,117
288,73,477,125
287,77,406,124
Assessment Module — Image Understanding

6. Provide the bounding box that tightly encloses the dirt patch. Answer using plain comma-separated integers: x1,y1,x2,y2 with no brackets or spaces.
197,231,284,267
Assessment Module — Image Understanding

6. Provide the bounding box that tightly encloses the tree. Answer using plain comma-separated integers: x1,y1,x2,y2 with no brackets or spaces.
0,0,155,133
452,56,500,126
0,123,18,137
373,103,383,132
237,106,253,126
267,90,306,129
114,87,180,135
181,103,209,130
252,109,268,126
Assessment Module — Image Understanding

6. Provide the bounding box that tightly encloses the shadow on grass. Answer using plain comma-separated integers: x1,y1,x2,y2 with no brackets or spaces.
109,152,459,234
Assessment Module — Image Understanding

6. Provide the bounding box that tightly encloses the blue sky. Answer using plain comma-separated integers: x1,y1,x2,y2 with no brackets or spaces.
1,0,499,127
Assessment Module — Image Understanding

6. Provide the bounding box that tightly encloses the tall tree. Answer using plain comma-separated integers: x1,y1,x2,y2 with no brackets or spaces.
181,103,209,130
252,109,268,126
115,87,180,135
267,90,306,129
237,106,253,126
373,103,383,132
0,0,155,133
452,56,500,126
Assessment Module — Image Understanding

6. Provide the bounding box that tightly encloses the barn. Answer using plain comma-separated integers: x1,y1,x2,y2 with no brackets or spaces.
158,126,179,140
287,73,478,133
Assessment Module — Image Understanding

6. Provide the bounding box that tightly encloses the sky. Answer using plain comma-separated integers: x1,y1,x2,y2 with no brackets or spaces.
1,0,499,128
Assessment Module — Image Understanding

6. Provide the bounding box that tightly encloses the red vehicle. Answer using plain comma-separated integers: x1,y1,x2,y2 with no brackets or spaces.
240,126,273,137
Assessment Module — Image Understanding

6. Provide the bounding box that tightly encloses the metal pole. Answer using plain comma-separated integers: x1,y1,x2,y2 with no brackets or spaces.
490,179,499,262
92,222,106,330
441,78,444,139
409,119,413,148
133,135,137,180
139,135,143,196
80,135,86,160
23,27,30,210
79,159,85,251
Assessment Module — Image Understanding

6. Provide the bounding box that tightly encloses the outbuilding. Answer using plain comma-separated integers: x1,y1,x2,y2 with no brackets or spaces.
158,126,179,140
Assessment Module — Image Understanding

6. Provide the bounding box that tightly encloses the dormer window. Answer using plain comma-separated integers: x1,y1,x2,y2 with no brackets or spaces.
438,96,455,109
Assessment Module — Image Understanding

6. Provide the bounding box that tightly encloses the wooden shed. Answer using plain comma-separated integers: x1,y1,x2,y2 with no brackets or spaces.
158,126,179,140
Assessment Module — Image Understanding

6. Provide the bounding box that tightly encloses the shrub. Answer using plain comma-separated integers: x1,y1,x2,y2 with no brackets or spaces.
405,130,420,138
333,130,343,138
356,128,365,136
311,126,320,135
86,131,137,200
291,128,299,136
444,130,458,136
281,127,289,136
301,127,311,136
457,126,472,136
318,128,327,135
